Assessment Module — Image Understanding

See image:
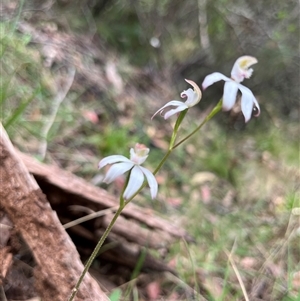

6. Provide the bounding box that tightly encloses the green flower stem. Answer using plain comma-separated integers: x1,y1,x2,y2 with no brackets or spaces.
68,172,147,300
69,100,222,300
172,99,222,149
155,100,222,174
120,172,131,207
153,110,187,175
169,110,188,148
68,205,125,301
153,149,172,175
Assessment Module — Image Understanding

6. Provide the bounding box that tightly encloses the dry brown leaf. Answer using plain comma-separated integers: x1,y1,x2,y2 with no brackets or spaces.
191,172,217,185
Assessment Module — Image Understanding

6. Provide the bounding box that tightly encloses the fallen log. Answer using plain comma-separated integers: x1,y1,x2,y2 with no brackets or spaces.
0,122,108,301
17,150,193,278
18,150,193,244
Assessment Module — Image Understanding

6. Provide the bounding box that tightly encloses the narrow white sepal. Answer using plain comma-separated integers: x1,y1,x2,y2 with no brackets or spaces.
238,84,255,123
98,155,131,169
123,166,144,200
164,104,188,119
223,81,239,111
202,72,231,90
103,162,133,184
151,100,184,119
252,97,261,117
139,166,158,199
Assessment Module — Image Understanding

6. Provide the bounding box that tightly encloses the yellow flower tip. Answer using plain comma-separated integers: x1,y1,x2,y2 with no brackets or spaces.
237,56,258,70
184,79,202,100
231,56,258,82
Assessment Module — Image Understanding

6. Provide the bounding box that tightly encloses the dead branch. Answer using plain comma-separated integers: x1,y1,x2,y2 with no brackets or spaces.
0,122,108,301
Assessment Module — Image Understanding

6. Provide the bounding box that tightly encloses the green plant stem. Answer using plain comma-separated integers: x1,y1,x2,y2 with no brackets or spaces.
68,205,125,301
169,110,187,147
69,99,222,300
153,149,171,175
173,99,223,149
153,110,187,175
155,100,222,174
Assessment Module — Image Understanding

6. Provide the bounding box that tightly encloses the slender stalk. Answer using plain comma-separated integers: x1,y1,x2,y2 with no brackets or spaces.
173,99,222,149
152,110,187,175
153,149,171,175
68,99,222,300
68,205,124,301
169,110,187,147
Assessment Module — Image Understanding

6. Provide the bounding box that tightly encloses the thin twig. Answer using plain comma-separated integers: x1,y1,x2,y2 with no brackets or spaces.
197,0,214,63
39,65,76,159
225,249,250,301
63,206,119,229
165,272,208,301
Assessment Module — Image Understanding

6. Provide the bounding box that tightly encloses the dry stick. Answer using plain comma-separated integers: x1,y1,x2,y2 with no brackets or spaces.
39,65,76,159
63,206,119,229
197,0,214,64
0,123,108,301
225,249,250,301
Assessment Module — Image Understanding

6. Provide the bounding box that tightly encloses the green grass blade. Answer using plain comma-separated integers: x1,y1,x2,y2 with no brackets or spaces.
8,0,25,36
4,86,40,129
124,248,147,299
109,288,122,301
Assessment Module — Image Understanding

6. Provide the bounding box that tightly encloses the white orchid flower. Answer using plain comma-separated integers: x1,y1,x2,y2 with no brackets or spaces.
202,56,260,122
98,143,158,200
152,79,202,120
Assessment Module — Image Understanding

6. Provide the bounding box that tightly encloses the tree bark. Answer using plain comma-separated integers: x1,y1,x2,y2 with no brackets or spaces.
0,123,108,301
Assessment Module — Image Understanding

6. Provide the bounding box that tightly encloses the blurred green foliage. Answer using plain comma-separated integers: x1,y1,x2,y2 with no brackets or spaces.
87,124,130,157
1,24,44,135
109,288,122,301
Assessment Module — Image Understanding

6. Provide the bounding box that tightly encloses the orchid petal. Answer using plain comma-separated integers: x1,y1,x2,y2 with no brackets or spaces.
139,166,158,199
123,166,144,200
103,162,133,184
184,79,202,105
98,155,132,169
202,72,231,90
181,88,200,107
132,144,149,157
181,88,195,102
223,81,239,111
164,104,188,119
231,56,258,83
151,100,185,119
252,97,261,117
238,84,256,123
130,147,148,165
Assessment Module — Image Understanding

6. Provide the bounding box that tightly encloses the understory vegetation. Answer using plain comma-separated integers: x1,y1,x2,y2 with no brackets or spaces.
1,0,299,300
